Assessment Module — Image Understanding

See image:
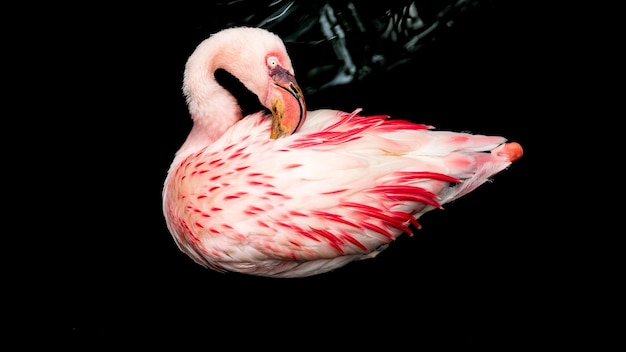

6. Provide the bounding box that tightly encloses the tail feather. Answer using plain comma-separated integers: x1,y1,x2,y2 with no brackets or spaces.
439,142,523,204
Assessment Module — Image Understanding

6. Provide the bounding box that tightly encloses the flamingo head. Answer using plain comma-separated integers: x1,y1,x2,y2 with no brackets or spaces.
183,27,307,140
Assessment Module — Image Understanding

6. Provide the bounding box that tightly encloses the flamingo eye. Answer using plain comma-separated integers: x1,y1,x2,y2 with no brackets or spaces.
267,56,278,69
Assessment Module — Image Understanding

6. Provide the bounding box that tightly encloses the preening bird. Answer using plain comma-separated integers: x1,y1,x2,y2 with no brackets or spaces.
162,27,523,278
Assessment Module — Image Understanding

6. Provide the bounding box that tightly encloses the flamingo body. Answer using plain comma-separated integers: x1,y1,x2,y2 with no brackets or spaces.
163,27,523,278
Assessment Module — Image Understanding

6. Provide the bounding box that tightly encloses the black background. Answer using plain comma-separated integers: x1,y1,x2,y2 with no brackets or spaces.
23,0,598,348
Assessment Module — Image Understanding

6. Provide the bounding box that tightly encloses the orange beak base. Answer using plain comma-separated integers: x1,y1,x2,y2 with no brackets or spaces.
269,66,306,139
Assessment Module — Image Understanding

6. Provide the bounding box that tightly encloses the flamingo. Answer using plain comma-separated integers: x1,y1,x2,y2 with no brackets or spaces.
162,27,523,278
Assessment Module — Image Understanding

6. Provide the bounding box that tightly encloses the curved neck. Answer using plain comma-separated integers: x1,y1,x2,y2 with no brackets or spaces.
177,41,244,158
173,27,292,162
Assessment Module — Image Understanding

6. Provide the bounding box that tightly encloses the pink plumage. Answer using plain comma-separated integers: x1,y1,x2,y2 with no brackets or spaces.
162,27,523,278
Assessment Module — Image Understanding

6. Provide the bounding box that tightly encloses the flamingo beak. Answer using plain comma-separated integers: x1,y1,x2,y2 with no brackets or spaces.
268,66,307,139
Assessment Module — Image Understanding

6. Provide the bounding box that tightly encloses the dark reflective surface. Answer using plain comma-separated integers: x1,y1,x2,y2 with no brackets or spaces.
205,0,489,93
168,0,510,95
